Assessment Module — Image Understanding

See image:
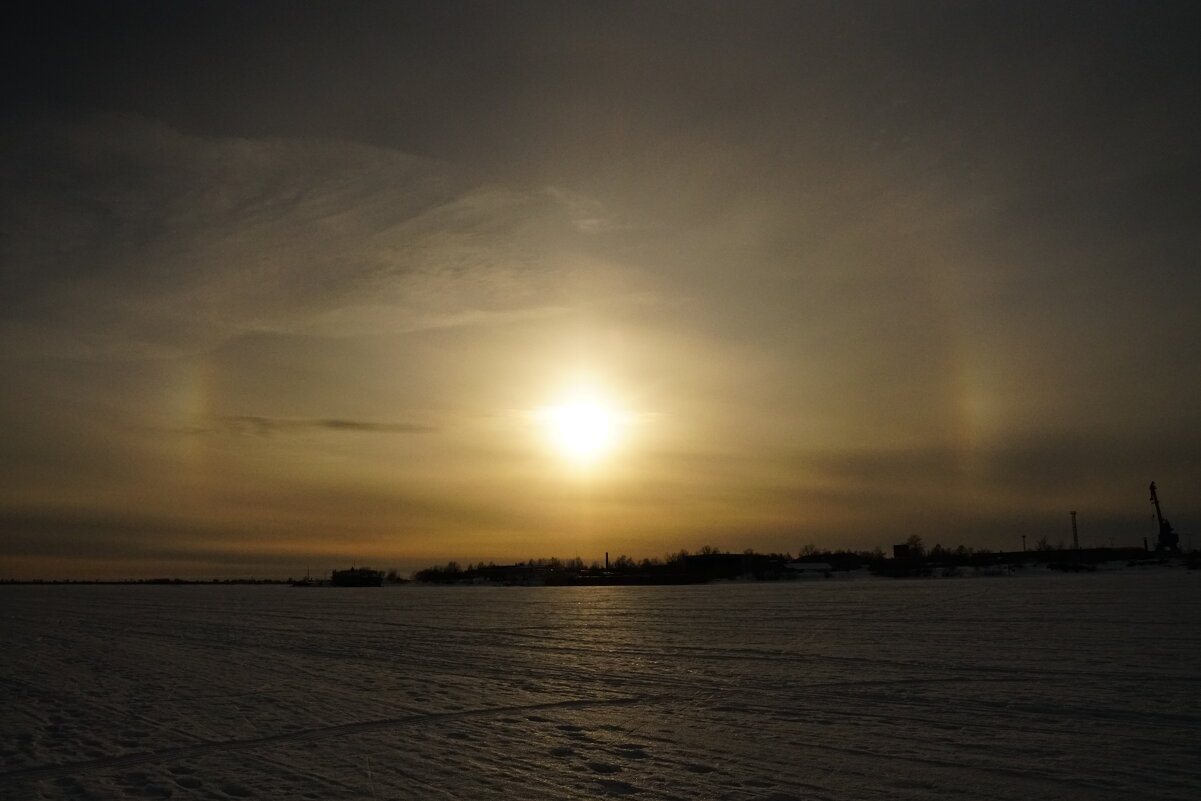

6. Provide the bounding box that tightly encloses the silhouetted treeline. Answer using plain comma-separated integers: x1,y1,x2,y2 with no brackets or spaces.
412,538,1180,584
6,539,1184,586
412,546,884,585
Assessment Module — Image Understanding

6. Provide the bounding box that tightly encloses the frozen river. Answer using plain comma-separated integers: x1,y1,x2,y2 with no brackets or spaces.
2,569,1199,800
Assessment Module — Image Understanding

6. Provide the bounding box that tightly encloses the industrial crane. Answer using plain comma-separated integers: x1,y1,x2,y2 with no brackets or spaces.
1149,481,1180,552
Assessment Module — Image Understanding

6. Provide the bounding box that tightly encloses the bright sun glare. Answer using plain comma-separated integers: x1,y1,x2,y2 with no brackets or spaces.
536,396,622,464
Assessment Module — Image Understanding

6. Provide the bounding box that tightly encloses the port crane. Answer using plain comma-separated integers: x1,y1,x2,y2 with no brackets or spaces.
1149,481,1180,552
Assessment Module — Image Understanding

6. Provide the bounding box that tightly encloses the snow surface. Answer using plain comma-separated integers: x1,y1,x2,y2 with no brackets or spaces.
2,570,1199,800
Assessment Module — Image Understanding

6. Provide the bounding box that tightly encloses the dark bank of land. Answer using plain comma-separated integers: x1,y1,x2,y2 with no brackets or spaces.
0,577,294,586
3,540,1194,587
411,540,1197,586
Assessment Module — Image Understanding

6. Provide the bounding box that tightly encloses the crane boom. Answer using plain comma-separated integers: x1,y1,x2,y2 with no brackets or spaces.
1149,481,1180,552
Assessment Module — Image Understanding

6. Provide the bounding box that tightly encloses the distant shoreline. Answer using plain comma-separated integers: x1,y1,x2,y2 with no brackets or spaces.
2,549,1194,587
0,577,294,586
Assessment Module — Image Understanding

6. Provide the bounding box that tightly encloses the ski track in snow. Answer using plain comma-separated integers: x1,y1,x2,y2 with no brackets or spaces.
1,570,1199,800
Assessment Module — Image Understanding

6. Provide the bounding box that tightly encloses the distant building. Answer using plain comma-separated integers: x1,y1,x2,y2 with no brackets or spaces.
785,561,833,577
330,567,383,586
681,552,781,580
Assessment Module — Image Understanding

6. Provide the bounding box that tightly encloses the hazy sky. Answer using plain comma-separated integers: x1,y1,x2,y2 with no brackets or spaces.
3,1,1200,579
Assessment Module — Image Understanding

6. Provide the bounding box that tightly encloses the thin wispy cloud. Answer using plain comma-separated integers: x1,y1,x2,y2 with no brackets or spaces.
1,115,649,359
214,416,438,436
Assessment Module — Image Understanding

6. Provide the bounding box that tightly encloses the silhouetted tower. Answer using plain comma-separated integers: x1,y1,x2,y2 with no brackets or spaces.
1070,511,1079,549
1149,481,1180,552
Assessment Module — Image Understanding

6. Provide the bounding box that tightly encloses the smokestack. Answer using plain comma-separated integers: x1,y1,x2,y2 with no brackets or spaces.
1070,511,1079,550
605,552,609,570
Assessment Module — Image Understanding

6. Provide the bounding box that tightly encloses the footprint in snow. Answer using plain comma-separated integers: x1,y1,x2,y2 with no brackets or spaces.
595,778,639,795
612,743,649,759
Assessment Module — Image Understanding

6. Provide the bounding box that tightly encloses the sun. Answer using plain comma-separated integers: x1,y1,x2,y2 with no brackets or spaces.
536,396,623,464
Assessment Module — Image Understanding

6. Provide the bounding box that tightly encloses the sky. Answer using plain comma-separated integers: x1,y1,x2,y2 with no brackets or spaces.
2,1,1200,579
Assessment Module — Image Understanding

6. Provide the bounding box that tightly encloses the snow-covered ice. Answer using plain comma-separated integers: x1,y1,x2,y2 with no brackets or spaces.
2,569,1199,800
